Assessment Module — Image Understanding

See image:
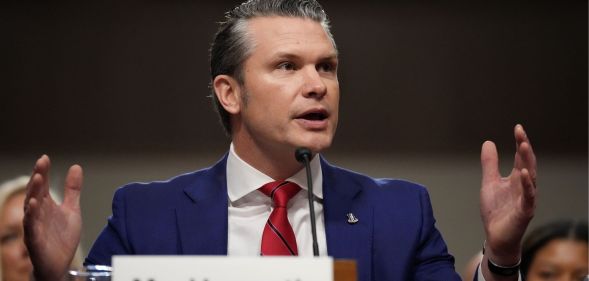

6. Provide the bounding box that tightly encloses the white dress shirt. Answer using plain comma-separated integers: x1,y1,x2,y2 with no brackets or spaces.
226,143,328,256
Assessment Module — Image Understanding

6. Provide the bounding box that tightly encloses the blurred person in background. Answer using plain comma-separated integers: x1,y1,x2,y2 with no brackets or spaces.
0,176,84,281
521,220,588,281
462,220,588,281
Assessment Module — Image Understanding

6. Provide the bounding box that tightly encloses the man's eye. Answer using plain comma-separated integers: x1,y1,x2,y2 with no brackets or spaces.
278,62,295,71
317,62,336,73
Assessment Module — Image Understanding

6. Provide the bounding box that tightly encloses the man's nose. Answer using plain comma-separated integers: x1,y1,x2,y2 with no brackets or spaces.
302,67,327,99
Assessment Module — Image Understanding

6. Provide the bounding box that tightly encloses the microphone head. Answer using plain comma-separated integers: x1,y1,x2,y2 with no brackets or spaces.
294,147,312,163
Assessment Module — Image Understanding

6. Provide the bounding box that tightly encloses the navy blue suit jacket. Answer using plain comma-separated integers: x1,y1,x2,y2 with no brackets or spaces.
86,155,463,281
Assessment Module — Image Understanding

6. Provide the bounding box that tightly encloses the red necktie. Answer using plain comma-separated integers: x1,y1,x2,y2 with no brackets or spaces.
259,180,301,256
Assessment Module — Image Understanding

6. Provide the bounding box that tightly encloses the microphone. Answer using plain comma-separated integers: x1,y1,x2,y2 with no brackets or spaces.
295,147,319,257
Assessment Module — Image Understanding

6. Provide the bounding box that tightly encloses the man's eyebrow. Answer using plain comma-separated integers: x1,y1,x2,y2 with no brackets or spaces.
320,53,339,61
271,52,339,61
272,52,300,60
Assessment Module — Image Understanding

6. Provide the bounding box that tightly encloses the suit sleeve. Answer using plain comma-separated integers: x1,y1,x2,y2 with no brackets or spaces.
413,188,462,281
84,187,133,266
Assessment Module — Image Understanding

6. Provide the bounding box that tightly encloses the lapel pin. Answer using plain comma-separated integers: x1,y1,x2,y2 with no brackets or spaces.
346,213,359,224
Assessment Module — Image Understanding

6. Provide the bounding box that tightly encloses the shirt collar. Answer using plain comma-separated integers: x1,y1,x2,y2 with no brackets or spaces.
226,143,323,203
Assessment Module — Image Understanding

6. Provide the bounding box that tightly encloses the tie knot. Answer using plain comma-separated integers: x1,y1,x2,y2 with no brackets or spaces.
259,181,301,208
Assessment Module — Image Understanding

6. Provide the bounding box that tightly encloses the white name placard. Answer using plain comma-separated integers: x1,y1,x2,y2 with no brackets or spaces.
112,256,333,281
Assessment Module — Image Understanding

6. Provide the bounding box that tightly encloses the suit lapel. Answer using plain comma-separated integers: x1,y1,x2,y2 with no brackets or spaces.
172,153,375,277
175,155,229,255
322,157,373,281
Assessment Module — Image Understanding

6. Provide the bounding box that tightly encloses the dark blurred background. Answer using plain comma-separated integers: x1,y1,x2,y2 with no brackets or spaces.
1,0,587,273
2,1,586,156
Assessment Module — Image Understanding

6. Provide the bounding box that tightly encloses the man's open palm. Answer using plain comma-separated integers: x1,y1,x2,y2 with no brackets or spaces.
24,155,83,281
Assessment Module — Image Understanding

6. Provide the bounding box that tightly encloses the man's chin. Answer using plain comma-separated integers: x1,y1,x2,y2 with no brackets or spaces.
293,138,333,154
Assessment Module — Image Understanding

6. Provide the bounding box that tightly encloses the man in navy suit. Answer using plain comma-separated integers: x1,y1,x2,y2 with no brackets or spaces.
24,1,537,280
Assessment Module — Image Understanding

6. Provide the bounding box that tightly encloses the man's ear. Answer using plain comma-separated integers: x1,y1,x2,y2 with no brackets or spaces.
213,75,242,114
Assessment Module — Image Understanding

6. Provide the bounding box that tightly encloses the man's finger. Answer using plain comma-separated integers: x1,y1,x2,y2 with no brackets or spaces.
24,175,44,218
518,141,537,181
26,156,48,206
26,174,46,204
513,124,537,181
514,124,530,144
481,141,501,186
520,168,536,213
23,197,44,258
513,124,527,169
24,197,41,222
33,155,51,197
63,164,83,210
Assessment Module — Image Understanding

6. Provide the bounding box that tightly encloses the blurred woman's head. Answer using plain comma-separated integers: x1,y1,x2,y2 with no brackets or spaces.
0,176,33,281
522,220,588,281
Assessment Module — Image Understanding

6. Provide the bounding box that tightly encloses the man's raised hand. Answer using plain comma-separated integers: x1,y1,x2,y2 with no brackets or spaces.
479,124,537,279
24,155,83,281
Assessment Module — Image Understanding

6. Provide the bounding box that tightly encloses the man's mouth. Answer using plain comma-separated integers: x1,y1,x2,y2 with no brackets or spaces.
297,109,329,121
294,109,330,130
301,112,327,121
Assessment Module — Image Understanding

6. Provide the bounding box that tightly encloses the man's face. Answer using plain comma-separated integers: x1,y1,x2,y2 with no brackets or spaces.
234,16,339,156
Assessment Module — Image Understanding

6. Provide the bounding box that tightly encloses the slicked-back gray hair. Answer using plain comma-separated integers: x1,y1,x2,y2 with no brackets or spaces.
209,0,336,135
